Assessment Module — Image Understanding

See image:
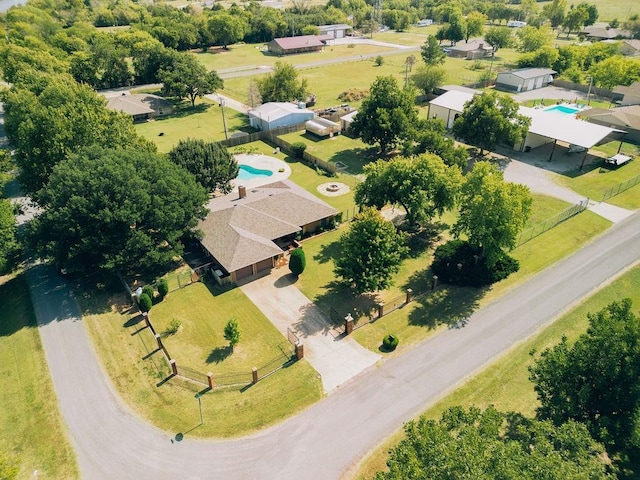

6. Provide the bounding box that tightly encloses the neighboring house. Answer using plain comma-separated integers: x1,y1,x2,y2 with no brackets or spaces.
318,24,351,38
620,39,640,56
105,93,173,122
578,105,640,143
581,25,632,41
428,90,625,156
427,89,477,128
198,180,338,284
447,41,493,59
249,102,315,131
306,117,341,137
267,35,331,55
612,82,640,106
495,68,556,92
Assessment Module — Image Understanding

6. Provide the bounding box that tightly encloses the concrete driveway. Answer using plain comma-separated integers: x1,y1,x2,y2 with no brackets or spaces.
240,266,380,394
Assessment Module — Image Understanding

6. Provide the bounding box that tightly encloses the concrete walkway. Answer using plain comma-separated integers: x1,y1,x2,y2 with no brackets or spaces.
240,266,380,394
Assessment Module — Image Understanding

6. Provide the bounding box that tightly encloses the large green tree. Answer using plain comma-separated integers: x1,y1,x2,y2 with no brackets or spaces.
159,53,223,107
256,61,308,103
464,11,486,43
355,154,462,228
208,13,247,49
377,406,611,480
334,207,408,294
516,25,554,53
27,147,208,275
420,35,445,66
350,76,418,154
411,65,446,95
452,91,530,155
0,200,18,274
542,0,567,28
1,74,153,199
452,161,532,266
530,298,640,475
484,26,512,53
404,118,468,169
168,138,238,194
589,56,640,89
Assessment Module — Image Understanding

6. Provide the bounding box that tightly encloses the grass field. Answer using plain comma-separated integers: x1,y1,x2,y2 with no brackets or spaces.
0,272,78,479
135,98,252,151
151,282,294,376
354,263,640,479
81,282,323,438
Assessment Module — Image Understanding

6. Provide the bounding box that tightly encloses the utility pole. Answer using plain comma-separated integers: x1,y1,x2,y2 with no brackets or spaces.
219,97,228,141
586,76,593,106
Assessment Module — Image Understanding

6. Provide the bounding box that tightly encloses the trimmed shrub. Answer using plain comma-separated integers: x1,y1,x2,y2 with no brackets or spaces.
289,248,306,276
165,318,181,335
142,285,155,301
430,240,519,287
290,142,307,158
157,278,169,300
382,334,399,351
138,293,152,312
375,55,384,66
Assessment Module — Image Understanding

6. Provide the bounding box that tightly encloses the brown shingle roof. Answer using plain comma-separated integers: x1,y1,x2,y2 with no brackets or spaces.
198,180,338,273
273,35,325,50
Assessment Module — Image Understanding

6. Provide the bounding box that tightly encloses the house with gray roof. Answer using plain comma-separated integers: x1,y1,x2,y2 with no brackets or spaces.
105,93,173,122
613,81,640,106
198,180,338,283
249,102,315,130
267,35,331,55
495,68,556,92
578,105,640,143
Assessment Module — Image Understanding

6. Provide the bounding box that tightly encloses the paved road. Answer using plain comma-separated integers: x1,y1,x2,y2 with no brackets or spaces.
28,205,640,478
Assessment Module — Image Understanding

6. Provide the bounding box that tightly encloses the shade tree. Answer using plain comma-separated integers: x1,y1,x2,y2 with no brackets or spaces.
334,207,408,294
159,53,223,107
256,61,308,103
350,76,418,155
168,138,238,194
452,161,532,266
355,154,462,229
404,118,468,169
420,35,445,66
26,147,208,275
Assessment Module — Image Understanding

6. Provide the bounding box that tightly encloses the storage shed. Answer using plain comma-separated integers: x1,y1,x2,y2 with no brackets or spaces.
306,117,341,137
249,102,315,131
318,24,351,39
495,68,556,92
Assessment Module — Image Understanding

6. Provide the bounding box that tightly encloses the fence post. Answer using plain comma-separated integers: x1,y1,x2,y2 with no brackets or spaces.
295,342,304,360
405,288,413,305
431,275,439,290
252,367,258,384
170,359,177,376
155,333,163,350
207,372,214,389
377,302,384,318
143,312,151,328
345,313,354,335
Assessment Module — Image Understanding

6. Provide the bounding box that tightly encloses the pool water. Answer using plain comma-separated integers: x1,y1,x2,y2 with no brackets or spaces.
237,164,274,181
543,104,580,115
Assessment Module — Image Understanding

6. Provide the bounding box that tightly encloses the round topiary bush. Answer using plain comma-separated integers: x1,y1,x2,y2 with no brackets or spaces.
289,248,306,276
382,334,399,351
290,142,307,158
157,278,169,300
142,285,155,301
138,293,152,313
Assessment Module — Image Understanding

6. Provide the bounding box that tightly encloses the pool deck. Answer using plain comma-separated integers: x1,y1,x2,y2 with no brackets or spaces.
232,154,291,190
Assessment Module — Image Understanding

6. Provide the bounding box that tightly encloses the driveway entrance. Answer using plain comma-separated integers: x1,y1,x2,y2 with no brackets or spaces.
240,267,380,393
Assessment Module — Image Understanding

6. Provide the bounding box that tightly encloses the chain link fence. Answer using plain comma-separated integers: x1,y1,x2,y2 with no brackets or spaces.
601,173,640,203
517,199,589,246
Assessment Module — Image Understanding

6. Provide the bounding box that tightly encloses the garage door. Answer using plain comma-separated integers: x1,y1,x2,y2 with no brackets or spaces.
235,265,253,281
256,258,273,273
526,79,535,91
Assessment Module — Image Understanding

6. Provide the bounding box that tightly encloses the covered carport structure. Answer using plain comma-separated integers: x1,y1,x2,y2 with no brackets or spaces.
518,107,626,170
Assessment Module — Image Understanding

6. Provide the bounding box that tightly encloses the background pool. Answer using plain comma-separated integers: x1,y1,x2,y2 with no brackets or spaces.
543,104,580,115
237,164,274,181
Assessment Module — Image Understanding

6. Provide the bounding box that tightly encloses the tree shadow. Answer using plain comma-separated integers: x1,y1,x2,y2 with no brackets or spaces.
329,146,381,175
312,280,380,329
407,283,487,330
313,238,341,265
403,221,446,259
206,345,232,364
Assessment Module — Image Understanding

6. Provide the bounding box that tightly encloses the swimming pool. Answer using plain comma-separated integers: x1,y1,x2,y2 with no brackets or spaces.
543,104,580,115
237,164,274,181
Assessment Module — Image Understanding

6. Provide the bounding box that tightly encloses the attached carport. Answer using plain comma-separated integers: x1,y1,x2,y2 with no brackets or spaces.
518,107,626,170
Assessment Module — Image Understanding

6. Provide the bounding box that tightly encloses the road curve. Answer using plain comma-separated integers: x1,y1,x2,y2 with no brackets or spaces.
28,211,640,480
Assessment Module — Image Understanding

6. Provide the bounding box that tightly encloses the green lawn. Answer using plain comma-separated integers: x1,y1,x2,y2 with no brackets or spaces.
296,193,610,353
355,263,640,480
537,0,640,21
0,272,78,479
151,283,292,376
194,43,397,72
555,148,640,208
135,98,252,152
81,281,323,438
